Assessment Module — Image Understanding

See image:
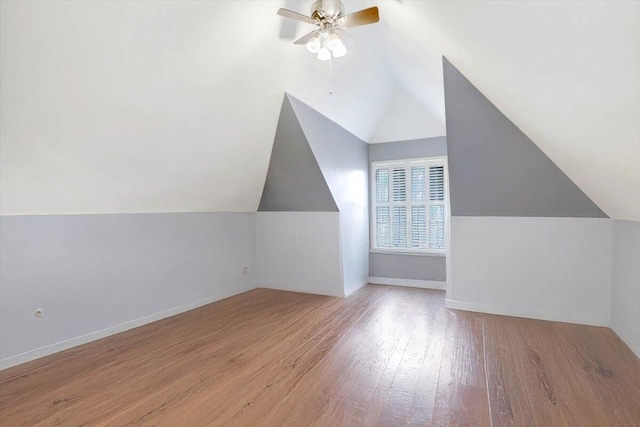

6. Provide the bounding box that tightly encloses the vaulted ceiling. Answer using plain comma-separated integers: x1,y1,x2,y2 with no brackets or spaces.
1,1,638,220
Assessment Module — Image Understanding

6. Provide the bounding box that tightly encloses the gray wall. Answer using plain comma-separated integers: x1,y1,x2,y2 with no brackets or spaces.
611,220,640,357
443,57,607,218
258,95,337,212
369,136,447,162
369,253,446,282
287,95,370,296
367,137,448,283
0,212,256,367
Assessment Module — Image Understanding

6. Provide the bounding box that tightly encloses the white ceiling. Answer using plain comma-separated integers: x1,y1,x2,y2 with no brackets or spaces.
1,1,638,220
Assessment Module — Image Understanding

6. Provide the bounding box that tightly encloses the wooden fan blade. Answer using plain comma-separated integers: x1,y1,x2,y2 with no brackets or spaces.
277,8,315,24
334,29,355,47
294,31,319,45
342,7,379,28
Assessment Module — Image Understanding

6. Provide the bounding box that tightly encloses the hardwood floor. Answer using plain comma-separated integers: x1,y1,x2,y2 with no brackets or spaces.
1,285,639,426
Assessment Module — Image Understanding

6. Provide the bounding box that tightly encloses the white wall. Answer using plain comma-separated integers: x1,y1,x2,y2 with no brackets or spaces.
447,216,612,326
288,95,370,297
340,208,369,297
0,212,256,370
611,220,640,357
255,212,344,297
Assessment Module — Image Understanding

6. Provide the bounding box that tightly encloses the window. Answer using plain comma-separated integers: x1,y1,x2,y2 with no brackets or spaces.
371,158,448,253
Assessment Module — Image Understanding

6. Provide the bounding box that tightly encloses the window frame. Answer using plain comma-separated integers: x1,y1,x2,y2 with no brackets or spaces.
370,156,449,255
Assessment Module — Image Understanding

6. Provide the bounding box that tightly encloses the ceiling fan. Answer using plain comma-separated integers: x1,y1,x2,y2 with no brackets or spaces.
277,0,380,61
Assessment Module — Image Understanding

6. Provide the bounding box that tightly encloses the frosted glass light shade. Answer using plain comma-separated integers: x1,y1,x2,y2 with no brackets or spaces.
306,37,321,53
317,47,331,61
332,43,347,58
326,33,341,51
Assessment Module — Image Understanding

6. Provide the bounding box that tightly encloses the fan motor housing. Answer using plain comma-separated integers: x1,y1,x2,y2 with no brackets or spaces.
311,0,344,20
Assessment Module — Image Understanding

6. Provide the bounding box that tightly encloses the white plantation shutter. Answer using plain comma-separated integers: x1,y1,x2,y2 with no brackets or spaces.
372,158,447,252
376,206,391,247
429,205,445,249
392,168,406,202
429,166,445,201
411,166,426,201
375,169,389,203
428,165,446,249
392,206,407,247
411,205,427,248
411,165,427,249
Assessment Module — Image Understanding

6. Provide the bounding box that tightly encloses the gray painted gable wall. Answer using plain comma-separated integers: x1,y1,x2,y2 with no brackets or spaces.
286,94,369,212
287,95,369,211
258,96,337,212
443,57,607,218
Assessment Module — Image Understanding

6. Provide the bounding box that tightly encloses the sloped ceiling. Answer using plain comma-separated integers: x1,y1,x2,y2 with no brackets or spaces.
0,0,395,215
1,1,638,220
371,89,445,144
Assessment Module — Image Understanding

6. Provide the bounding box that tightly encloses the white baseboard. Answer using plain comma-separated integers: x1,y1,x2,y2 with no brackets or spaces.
368,277,446,291
344,281,369,297
258,285,343,298
0,287,255,371
444,298,609,327
613,329,640,359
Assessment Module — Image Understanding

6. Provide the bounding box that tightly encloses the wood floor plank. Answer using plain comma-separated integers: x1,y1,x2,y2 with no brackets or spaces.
1,285,639,426
552,321,640,425
372,289,445,427
39,292,344,426
3,290,326,426
257,286,401,426
302,287,434,427
432,310,491,427
0,288,284,406
158,288,382,426
483,314,640,427
403,308,446,426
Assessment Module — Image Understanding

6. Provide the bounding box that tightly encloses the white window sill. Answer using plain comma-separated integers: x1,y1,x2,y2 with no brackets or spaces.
369,249,447,257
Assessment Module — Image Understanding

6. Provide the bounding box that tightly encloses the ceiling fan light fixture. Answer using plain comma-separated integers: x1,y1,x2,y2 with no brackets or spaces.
306,36,321,53
332,43,347,58
326,33,341,51
317,47,331,61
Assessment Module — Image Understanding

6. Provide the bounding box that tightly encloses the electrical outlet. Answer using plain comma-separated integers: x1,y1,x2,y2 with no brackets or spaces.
242,267,249,276
35,308,44,317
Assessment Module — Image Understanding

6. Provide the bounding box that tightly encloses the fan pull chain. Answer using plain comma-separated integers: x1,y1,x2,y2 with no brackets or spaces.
329,54,333,95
